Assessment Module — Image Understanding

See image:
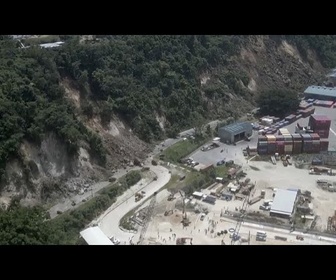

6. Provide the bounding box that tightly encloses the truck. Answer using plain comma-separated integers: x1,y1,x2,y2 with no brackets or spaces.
271,156,276,165
248,195,262,205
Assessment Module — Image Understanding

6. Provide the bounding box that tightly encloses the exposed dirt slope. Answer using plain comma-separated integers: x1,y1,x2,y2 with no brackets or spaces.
0,36,328,207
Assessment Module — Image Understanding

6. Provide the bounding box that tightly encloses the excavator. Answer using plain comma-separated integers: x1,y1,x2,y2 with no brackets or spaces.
179,190,191,227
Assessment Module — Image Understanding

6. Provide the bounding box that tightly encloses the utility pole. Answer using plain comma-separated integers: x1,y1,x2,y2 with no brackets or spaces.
248,231,251,245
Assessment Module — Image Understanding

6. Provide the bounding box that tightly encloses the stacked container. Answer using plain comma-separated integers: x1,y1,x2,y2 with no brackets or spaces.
275,135,285,154
266,135,276,155
282,133,293,154
299,107,315,118
309,114,331,139
257,140,268,155
285,114,296,124
291,133,303,154
279,128,290,135
310,133,321,153
320,139,329,151
301,134,313,153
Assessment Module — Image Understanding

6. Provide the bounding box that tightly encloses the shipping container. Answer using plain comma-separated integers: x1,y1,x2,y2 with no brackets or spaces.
276,141,285,154
314,129,329,139
309,115,331,130
320,140,329,151
276,135,285,141
292,142,302,154
291,133,302,140
258,141,268,146
258,136,267,142
285,115,296,123
258,147,268,155
302,140,313,153
301,134,311,140
283,134,292,140
279,128,290,135
267,143,276,154
309,133,320,140
266,135,276,142
284,144,293,153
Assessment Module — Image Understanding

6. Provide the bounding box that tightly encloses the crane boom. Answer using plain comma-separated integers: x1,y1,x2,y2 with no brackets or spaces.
138,192,157,245
231,189,251,245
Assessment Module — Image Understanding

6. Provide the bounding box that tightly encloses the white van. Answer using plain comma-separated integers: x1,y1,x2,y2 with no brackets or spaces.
256,231,267,236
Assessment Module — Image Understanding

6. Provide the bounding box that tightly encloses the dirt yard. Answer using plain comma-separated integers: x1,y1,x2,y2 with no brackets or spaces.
143,191,336,245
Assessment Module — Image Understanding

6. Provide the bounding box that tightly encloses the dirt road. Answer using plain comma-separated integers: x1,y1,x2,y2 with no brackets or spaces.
95,165,171,244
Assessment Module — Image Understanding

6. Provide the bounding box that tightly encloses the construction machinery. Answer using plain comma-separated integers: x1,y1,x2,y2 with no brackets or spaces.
176,237,193,245
138,192,157,245
231,190,252,245
179,190,191,227
135,192,144,202
167,192,176,201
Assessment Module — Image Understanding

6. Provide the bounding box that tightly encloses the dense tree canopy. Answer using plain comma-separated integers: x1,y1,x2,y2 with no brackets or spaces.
283,35,336,68
55,35,245,141
0,37,106,182
256,89,300,118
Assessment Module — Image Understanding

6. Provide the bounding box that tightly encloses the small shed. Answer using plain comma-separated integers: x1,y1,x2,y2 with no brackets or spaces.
203,195,216,204
221,193,233,201
192,191,204,200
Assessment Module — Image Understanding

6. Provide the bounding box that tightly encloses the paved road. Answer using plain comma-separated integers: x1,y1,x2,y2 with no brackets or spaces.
96,165,171,244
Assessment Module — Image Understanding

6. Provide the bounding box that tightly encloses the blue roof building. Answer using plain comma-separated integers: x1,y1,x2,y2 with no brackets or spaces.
304,85,336,101
218,122,253,144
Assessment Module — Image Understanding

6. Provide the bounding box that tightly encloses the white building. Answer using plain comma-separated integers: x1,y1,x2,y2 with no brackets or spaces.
270,189,298,219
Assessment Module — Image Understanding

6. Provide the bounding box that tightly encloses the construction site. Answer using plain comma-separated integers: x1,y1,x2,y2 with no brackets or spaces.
87,103,336,245
112,156,336,245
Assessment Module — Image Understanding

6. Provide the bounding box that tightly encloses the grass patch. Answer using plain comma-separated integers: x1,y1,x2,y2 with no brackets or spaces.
162,137,209,163
215,165,230,177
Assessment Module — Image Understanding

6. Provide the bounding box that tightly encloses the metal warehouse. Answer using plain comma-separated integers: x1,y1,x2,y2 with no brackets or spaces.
304,85,336,101
80,226,114,245
218,122,252,144
270,189,298,219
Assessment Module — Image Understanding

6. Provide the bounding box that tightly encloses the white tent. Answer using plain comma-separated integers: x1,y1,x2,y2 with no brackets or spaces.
80,227,114,245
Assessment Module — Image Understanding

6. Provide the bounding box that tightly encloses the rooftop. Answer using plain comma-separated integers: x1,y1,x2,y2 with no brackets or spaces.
39,41,65,48
219,122,252,134
310,114,331,121
304,86,336,97
270,189,298,216
80,226,114,245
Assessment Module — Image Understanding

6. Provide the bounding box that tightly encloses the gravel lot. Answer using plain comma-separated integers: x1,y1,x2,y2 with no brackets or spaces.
187,130,259,169
144,193,336,245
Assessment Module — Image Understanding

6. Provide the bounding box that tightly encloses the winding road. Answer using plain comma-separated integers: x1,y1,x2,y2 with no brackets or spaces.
95,165,171,244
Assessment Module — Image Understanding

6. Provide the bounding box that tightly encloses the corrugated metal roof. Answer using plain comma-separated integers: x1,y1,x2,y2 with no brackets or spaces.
304,86,336,97
310,114,331,121
220,122,252,134
40,41,65,48
270,189,298,216
80,226,114,245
